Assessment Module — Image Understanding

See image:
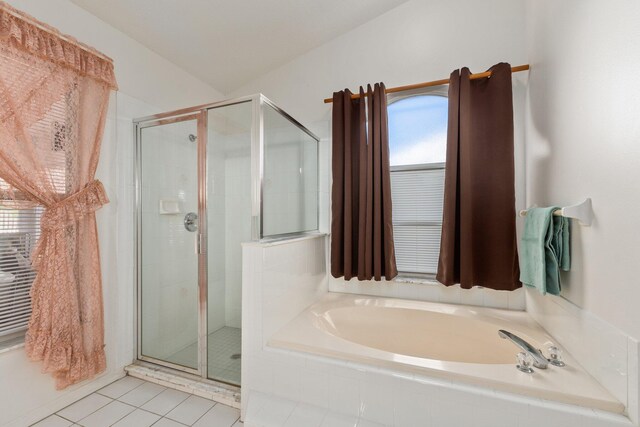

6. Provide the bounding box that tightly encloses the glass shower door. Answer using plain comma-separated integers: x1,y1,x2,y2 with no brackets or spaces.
134,94,320,388
138,115,202,372
205,101,252,386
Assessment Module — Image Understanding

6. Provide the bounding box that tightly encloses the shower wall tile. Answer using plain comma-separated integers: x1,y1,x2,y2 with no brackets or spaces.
136,112,200,359
207,129,227,333
224,141,252,329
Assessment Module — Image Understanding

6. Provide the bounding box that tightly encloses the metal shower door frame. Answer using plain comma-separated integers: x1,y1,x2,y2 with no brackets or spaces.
133,111,208,378
132,93,321,385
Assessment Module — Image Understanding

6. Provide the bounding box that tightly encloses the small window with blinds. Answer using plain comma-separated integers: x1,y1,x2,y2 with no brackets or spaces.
0,201,42,344
0,83,71,345
388,92,447,277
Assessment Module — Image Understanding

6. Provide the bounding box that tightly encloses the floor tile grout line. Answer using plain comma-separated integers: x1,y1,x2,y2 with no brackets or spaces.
35,376,241,427
188,401,218,426
149,415,190,427
30,412,76,426
78,400,136,427
53,394,114,426
111,407,162,427
115,383,168,407
141,390,191,417
95,376,148,400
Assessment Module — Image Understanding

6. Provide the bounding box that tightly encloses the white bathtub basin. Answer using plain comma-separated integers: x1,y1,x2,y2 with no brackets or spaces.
269,293,624,414
317,305,538,364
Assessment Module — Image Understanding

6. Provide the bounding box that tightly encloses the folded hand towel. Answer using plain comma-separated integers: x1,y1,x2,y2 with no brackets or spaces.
519,207,571,295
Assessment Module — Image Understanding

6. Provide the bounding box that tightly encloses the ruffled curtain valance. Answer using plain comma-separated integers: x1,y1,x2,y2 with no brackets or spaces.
0,1,117,389
0,2,117,89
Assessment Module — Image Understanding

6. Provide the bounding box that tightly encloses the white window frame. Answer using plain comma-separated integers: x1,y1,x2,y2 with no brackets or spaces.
387,87,448,281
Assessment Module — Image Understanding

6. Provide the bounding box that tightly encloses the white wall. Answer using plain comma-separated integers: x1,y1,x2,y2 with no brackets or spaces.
230,0,528,307
230,0,527,136
0,1,223,425
524,1,640,421
524,0,640,346
8,0,222,110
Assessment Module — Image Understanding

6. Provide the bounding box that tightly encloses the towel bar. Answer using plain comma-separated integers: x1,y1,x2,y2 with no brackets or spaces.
519,198,592,226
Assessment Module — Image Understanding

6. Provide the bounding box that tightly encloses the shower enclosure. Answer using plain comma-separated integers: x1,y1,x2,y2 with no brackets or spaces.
134,95,319,386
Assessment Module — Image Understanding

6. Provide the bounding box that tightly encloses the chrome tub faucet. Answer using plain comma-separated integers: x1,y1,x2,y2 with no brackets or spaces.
498,329,549,372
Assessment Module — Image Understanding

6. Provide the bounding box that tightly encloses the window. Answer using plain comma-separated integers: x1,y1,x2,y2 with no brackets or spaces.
0,92,70,346
0,196,42,346
388,91,447,277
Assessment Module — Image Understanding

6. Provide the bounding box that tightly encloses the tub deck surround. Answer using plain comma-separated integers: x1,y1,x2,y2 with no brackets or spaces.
268,293,624,414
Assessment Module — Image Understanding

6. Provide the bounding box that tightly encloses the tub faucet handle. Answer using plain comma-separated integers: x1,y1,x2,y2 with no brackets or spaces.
547,345,566,367
516,352,534,373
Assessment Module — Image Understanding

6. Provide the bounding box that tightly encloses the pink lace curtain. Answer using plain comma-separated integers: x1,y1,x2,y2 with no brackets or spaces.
0,2,117,388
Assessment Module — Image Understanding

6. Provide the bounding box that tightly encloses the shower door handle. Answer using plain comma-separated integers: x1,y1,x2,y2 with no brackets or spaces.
197,233,206,255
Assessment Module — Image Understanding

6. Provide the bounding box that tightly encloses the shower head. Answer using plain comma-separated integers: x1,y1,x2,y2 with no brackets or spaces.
188,134,197,142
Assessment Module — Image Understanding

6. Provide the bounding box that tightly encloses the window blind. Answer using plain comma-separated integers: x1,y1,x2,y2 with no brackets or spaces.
391,167,445,275
0,199,42,340
0,68,69,342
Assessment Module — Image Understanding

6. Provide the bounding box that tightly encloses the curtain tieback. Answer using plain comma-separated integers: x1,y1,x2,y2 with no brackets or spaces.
32,180,109,270
40,179,110,232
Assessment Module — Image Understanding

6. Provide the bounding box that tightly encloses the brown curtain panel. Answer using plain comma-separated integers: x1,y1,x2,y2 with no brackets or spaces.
331,83,397,281
437,63,520,291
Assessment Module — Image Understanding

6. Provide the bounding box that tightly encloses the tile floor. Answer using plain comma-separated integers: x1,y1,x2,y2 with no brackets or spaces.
166,326,241,385
32,376,242,427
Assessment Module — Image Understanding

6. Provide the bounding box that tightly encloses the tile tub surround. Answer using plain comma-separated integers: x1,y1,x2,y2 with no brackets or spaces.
329,275,526,311
270,293,622,414
32,376,242,427
241,234,329,419
526,289,640,424
242,349,633,427
242,235,634,426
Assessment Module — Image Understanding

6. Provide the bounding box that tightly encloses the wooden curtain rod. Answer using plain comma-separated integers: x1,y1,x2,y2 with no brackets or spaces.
323,64,530,104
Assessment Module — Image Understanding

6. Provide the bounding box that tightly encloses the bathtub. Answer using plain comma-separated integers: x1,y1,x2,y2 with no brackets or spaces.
269,293,624,414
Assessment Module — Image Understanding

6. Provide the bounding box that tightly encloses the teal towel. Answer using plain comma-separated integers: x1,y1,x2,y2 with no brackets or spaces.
519,207,571,295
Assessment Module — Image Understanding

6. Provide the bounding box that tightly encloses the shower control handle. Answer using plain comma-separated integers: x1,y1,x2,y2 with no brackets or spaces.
184,212,198,232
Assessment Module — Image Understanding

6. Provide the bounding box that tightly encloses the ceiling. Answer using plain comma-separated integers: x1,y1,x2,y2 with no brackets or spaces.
71,0,408,94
